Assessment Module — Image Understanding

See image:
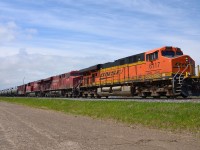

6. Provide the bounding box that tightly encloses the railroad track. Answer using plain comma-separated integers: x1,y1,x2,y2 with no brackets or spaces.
45,96,200,103
2,96,200,103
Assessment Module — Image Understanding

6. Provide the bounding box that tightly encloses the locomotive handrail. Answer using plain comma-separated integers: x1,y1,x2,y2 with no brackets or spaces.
197,65,200,77
179,64,189,83
74,80,82,89
172,65,180,93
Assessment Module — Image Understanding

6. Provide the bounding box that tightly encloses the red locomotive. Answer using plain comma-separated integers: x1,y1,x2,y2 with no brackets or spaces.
1,46,200,98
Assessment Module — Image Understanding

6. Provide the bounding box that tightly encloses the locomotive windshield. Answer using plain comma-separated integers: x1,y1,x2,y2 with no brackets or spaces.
162,47,183,58
176,51,183,56
162,51,175,57
162,50,183,58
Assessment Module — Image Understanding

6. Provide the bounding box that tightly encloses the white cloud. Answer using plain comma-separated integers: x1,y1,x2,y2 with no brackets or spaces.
0,21,38,45
0,22,18,43
0,49,112,89
24,28,38,39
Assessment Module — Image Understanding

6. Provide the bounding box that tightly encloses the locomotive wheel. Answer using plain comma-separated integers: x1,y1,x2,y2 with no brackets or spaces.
153,96,160,99
172,95,178,99
141,92,151,98
181,78,193,98
181,85,190,98
141,93,147,98
181,93,188,98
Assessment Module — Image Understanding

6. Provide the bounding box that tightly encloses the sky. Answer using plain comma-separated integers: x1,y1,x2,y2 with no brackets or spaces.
0,0,200,89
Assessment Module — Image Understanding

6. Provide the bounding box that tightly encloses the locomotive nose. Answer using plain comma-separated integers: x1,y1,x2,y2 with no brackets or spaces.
173,55,194,66
172,55,195,76
183,55,194,64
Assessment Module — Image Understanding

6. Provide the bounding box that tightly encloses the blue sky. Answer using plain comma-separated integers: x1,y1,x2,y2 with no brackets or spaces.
0,0,200,89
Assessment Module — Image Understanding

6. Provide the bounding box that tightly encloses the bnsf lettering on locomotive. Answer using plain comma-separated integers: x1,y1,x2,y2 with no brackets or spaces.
106,72,111,76
100,70,122,78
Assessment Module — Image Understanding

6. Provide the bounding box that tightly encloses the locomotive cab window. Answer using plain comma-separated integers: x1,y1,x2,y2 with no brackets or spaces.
146,51,158,61
162,50,175,57
176,50,183,56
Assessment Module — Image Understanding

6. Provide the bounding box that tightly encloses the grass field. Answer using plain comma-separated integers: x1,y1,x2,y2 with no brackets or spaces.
0,97,200,133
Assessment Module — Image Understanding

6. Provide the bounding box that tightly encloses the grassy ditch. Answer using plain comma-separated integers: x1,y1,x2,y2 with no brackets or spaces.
0,97,200,133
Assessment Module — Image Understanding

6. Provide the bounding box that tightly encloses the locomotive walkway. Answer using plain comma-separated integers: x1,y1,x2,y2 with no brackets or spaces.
0,102,199,150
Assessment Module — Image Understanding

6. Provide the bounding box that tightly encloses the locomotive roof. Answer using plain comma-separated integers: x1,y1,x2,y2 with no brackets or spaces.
79,64,102,73
79,52,146,72
101,52,145,69
145,46,182,54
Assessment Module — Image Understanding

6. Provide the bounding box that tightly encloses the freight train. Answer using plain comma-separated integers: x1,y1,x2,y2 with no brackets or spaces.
1,46,200,98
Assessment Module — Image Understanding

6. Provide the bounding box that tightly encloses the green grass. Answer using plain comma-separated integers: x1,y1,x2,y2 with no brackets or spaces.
0,97,200,133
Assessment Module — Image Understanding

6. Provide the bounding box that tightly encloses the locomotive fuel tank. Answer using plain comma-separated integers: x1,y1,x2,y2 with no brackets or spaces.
97,86,132,97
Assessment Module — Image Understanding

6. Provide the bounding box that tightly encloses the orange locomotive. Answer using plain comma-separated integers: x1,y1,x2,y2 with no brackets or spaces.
79,46,199,98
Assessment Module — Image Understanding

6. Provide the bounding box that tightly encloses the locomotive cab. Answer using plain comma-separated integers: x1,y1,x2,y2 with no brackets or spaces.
144,46,186,80
160,46,197,97
162,47,196,76
144,46,198,98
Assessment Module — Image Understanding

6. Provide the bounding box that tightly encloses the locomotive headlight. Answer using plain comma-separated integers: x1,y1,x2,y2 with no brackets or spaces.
185,57,188,62
162,73,166,77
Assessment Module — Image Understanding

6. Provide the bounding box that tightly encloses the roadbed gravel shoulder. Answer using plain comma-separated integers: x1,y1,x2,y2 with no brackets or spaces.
0,101,199,150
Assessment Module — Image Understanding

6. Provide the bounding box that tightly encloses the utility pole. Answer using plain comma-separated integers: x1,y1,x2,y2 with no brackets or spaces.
23,77,25,95
23,77,25,85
